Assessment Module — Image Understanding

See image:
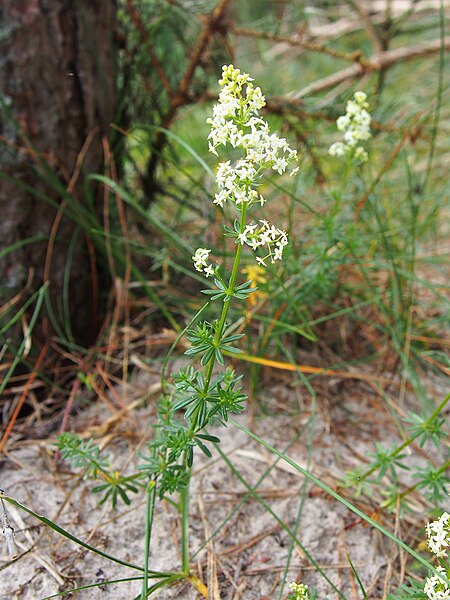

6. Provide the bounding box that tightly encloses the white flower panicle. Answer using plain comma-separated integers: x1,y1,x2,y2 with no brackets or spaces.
289,581,310,599
192,248,216,277
205,64,298,270
214,159,264,208
426,512,450,558
329,91,371,163
207,65,266,154
423,504,450,600
208,64,298,212
424,566,450,600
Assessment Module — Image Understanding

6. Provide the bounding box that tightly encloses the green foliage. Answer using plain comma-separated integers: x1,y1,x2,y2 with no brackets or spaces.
343,394,450,514
404,411,449,447
57,433,109,479
368,443,410,483
413,465,450,505
387,578,428,599
57,433,142,509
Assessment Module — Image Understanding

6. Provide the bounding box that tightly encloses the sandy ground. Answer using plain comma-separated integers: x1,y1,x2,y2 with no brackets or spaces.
0,364,444,600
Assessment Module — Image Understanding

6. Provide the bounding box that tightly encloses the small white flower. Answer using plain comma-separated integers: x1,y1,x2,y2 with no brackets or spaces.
337,115,350,131
426,512,450,557
273,245,283,261
344,130,358,147
289,582,310,600
192,248,216,277
273,156,288,174
328,142,346,157
354,90,368,105
424,566,450,600
192,247,210,268
237,232,248,245
213,190,227,207
259,229,272,245
269,225,279,240
204,264,215,277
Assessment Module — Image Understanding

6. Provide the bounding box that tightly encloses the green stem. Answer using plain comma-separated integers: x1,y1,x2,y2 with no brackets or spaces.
141,478,158,599
202,204,248,397
179,204,248,576
187,204,248,435
332,160,351,218
180,466,191,574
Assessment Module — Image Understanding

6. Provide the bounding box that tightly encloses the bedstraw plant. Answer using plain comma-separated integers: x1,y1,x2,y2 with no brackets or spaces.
53,64,299,598
137,64,298,597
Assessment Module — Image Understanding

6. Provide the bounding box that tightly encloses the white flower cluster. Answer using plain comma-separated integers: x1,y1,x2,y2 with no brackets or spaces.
192,247,215,277
289,581,310,599
208,64,298,210
424,566,450,600
329,91,371,163
236,220,288,266
424,510,450,600
214,159,264,208
427,512,450,558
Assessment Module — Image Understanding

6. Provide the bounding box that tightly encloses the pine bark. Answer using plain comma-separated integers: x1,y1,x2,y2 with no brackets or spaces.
0,0,117,344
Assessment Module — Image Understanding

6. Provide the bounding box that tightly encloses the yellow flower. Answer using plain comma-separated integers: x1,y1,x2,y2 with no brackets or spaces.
241,265,267,307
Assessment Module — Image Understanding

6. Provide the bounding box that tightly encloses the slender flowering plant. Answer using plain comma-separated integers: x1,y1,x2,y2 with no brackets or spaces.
135,64,299,595
52,64,298,599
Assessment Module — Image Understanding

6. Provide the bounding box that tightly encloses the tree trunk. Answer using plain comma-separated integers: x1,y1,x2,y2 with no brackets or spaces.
0,0,117,345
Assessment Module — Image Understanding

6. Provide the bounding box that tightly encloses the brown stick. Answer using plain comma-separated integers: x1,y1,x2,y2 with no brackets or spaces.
231,25,365,64
295,37,450,97
349,0,384,54
146,0,230,183
126,0,173,97
0,340,49,452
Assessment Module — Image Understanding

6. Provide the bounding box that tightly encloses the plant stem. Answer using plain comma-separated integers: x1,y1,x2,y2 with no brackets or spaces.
180,466,191,574
141,478,157,599
202,203,248,396
180,204,248,576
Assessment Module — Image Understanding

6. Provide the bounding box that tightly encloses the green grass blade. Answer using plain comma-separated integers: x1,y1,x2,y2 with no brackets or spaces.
229,418,440,577
0,492,158,574
0,283,47,396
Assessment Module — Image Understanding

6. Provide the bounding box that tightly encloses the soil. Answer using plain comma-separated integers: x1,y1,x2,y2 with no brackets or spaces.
0,362,446,600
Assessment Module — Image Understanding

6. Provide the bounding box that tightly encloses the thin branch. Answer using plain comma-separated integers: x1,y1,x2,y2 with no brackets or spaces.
168,0,230,113
126,0,174,97
294,37,450,97
349,0,385,54
146,0,230,184
231,25,365,64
